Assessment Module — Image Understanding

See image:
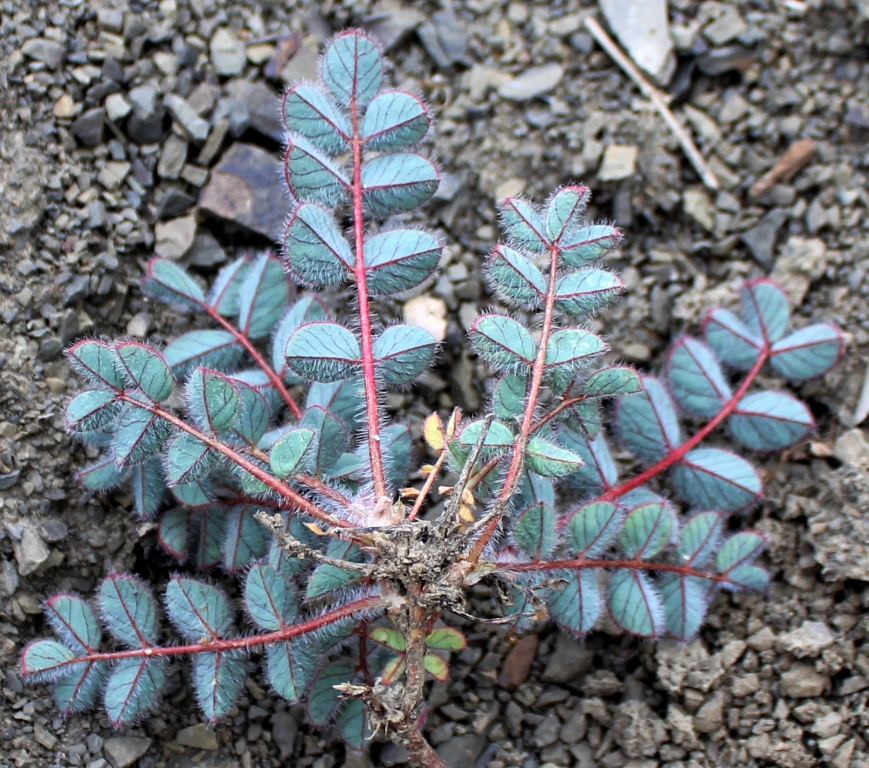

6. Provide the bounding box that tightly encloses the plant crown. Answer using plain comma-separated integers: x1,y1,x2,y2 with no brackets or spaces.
22,29,845,766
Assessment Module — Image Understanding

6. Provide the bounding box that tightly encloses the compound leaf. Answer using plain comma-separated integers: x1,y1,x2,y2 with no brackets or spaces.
164,577,233,641
607,569,662,638
54,660,108,715
364,229,441,295
487,244,546,307
361,153,439,217
223,508,268,573
566,500,624,557
716,531,765,573
741,279,789,344
555,269,624,316
667,337,732,419
677,511,723,567
559,224,621,267
66,389,117,434
769,324,844,381
207,256,250,317
499,197,548,253
619,502,675,560
192,650,246,722
672,448,762,512
545,185,590,242
186,368,241,434
284,134,349,206
301,406,349,474
658,573,709,642
115,342,173,403
322,30,383,108
20,640,77,680
617,376,681,463
97,574,159,649
283,203,353,288
141,258,205,310
457,419,515,450
282,84,350,155
272,297,329,382
374,325,437,385
492,373,526,421
238,254,290,340
544,328,607,390
194,509,228,570
67,339,125,390
113,399,169,466
285,322,361,383
723,564,769,590
580,366,642,398
525,437,583,478
131,459,164,519
729,391,814,451
548,570,600,636
469,314,536,373
163,330,244,378
165,433,213,486
267,639,311,704
307,658,355,726
245,563,297,631
559,429,618,493
362,90,430,151
425,627,466,651
270,428,315,479
704,308,762,371
78,455,127,493
104,657,167,726
158,507,189,560
514,502,556,559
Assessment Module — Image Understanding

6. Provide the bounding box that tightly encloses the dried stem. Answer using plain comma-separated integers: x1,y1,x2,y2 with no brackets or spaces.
496,556,730,583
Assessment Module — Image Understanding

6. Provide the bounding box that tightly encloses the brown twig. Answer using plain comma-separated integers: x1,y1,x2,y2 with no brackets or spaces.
749,138,816,198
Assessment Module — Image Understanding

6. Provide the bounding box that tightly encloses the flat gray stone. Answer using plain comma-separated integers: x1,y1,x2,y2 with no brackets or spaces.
155,214,196,259
174,724,218,751
198,143,285,239
740,209,788,267
542,634,594,684
13,526,49,576
22,38,65,69
103,737,151,768
71,108,105,147
226,80,283,143
435,734,486,765
599,0,675,85
498,63,564,101
210,28,245,76
164,94,209,143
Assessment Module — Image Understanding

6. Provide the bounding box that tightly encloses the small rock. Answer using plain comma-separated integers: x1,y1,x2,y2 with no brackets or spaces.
809,711,843,739
198,143,286,239
246,43,275,65
834,429,869,469
13,526,50,576
367,4,424,50
34,723,58,750
771,236,827,306
174,724,218,751
435,734,487,765
719,92,749,123
103,736,152,768
740,209,788,268
598,144,638,181
494,177,525,200
188,231,227,267
63,274,90,305
210,28,246,76
499,634,538,691
613,701,667,758
418,8,469,69
157,135,188,180
155,215,197,260
97,161,130,190
105,93,132,122
280,38,320,83
682,188,715,231
226,80,283,143
22,38,65,69
164,94,210,143
270,711,297,759
498,63,564,101
126,312,153,338
403,296,448,342
52,94,76,118
71,108,105,147
781,663,828,698
534,712,561,748
777,621,835,658
37,337,63,361
542,634,594,684
703,6,748,46
731,673,760,697
694,691,724,733
599,0,675,84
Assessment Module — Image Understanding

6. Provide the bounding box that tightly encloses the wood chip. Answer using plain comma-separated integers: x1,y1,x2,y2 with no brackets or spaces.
749,138,816,198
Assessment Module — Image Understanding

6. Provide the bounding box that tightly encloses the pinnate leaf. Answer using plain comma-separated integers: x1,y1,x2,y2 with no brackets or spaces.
374,324,437,385
499,197,548,253
67,340,125,390
284,135,349,206
362,90,430,151
364,229,441,295
164,577,233,640
361,153,439,217
97,574,159,648
469,314,536,372
729,391,813,451
283,203,353,288
545,185,590,241
548,570,600,636
566,500,624,557
769,324,844,381
607,569,662,638
104,657,167,726
514,502,556,559
282,84,350,155
524,437,583,478
667,337,732,418
285,322,361,383
142,258,205,310
741,279,789,344
704,308,762,371
617,376,681,463
555,269,624,316
186,368,241,434
237,254,290,340
619,502,675,560
270,428,315,478
559,224,621,266
487,244,546,307
580,366,642,398
672,448,762,512
322,30,383,107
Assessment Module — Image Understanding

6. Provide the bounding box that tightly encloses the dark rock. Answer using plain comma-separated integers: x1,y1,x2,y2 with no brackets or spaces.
187,231,227,267
435,734,486,765
418,9,470,69
85,80,120,106
226,80,283,143
198,143,285,239
696,45,756,76
542,634,594,684
157,187,196,220
37,337,63,361
741,209,788,267
71,108,105,147
63,274,90,305
0,471,21,490
367,7,424,50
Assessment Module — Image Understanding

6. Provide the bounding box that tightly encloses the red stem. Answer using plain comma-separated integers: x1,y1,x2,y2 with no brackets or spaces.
350,99,388,499
44,597,384,671
118,394,348,528
600,348,769,502
495,557,729,582
200,301,303,420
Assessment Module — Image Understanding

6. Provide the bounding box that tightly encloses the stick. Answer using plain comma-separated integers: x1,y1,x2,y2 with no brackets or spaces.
584,16,720,191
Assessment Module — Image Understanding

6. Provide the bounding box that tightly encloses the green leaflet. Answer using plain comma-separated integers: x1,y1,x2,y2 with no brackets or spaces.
469,314,536,372
207,256,250,317
361,153,439,217
514,502,556,559
186,368,241,434
492,373,526,420
237,254,291,340
457,419,515,451
66,339,125,390
364,229,441,295
322,30,383,107
269,428,315,478
300,406,349,474
548,570,600,636
566,500,624,557
282,84,350,155
619,502,675,560
544,327,607,390
165,433,214,486
559,224,622,266
499,197,548,253
283,203,353,288
285,322,361,383
545,185,590,241
524,437,583,478
284,135,349,206
487,244,546,308
115,342,174,403
580,366,642,398
373,325,437,385
554,269,624,316
141,258,205,310
362,90,430,151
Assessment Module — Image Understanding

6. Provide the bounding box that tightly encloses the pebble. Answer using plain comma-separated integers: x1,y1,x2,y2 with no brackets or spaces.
435,734,486,764
542,635,593,684
155,215,197,260
403,296,448,342
126,312,153,338
270,711,297,759
226,80,284,143
71,107,105,147
703,6,748,46
777,621,835,658
499,633,539,691
781,663,829,698
210,28,246,76
682,188,715,231
174,723,219,750
105,93,132,122
103,736,152,768
164,93,209,143
13,525,50,576
52,93,76,118
598,144,638,181
740,209,788,267
833,428,869,469
198,142,288,239
770,236,827,306
157,134,188,180
693,691,724,733
21,38,66,69
498,63,564,101
418,9,469,69
599,0,675,84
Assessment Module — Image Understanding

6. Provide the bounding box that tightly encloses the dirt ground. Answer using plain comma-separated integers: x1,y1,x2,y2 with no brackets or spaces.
2,1,869,767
